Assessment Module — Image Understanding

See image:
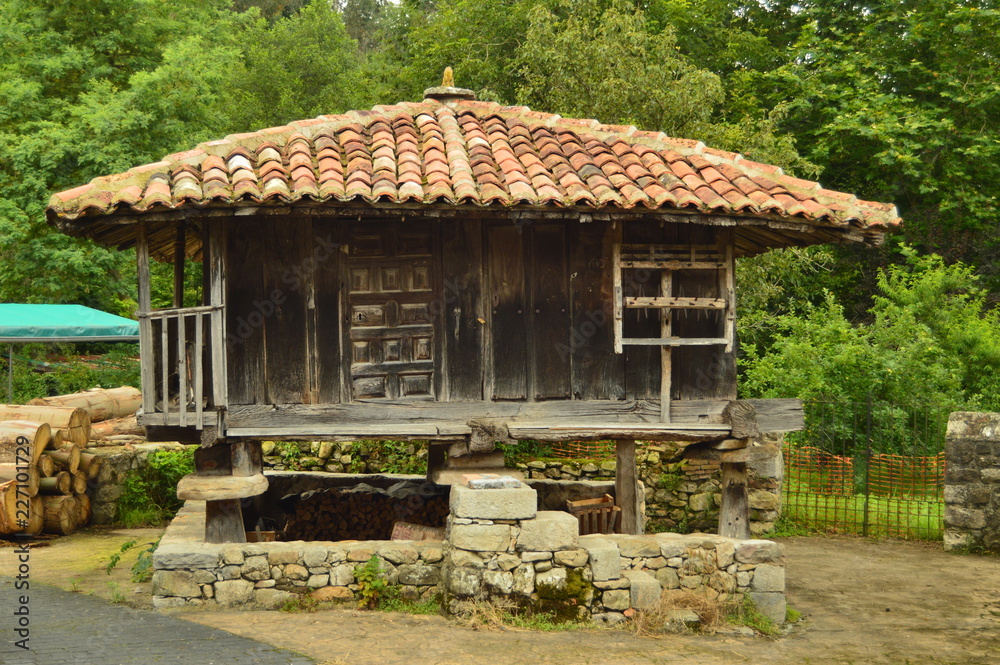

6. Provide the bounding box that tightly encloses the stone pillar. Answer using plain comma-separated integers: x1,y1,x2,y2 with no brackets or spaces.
944,412,1000,552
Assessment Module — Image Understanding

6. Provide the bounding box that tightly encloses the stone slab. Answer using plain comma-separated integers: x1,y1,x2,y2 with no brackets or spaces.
579,535,621,581
623,570,661,610
517,511,579,552
449,483,537,520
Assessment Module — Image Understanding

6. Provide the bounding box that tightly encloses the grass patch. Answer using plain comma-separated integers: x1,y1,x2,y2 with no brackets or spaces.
786,605,803,623
726,595,780,637
116,447,195,526
782,488,943,539
378,594,441,615
279,595,322,613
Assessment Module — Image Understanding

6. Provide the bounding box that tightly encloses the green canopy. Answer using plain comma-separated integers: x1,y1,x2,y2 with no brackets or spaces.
0,304,139,343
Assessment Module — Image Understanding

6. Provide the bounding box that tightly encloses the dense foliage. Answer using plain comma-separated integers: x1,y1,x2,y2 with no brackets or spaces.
1,0,998,413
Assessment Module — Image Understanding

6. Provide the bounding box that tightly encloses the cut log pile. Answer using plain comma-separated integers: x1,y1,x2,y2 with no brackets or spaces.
0,386,142,537
282,482,450,542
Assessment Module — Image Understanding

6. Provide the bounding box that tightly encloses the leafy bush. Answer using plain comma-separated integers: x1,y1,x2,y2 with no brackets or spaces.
115,447,195,527
1,344,140,404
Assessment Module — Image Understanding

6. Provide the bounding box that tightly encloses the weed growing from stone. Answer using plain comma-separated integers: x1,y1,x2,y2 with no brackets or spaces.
726,595,780,637
378,594,441,615
354,555,389,609
786,605,803,623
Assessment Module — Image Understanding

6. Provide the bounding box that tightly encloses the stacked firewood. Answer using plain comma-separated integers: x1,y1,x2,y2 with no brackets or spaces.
0,386,141,536
283,482,450,542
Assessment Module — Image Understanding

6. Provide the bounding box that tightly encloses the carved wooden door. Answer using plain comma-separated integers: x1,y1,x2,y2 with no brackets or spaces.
346,222,437,400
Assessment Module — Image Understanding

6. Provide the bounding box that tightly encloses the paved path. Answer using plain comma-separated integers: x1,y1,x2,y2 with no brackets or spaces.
0,576,315,665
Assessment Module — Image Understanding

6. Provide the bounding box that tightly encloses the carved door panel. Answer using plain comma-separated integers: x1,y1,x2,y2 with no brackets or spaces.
346,222,437,400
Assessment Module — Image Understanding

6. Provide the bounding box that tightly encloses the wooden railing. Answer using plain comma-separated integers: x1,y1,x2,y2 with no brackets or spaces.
138,305,225,429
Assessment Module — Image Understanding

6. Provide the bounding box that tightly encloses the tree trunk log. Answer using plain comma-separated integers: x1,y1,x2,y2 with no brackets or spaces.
79,452,103,480
42,495,78,535
89,415,144,440
37,454,56,478
71,470,87,495
76,493,91,526
46,447,80,474
0,463,38,497
0,421,51,466
0,406,90,448
29,386,141,423
38,471,71,495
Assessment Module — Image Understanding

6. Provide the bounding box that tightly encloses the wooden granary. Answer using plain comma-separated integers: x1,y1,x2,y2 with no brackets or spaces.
47,82,899,542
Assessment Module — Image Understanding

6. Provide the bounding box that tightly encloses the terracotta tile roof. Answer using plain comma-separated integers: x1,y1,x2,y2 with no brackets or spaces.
47,98,900,236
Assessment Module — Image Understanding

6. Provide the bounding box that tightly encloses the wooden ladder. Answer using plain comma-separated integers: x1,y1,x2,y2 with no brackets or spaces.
612,243,735,422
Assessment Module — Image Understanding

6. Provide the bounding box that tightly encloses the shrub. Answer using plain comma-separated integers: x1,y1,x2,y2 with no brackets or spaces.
115,447,195,526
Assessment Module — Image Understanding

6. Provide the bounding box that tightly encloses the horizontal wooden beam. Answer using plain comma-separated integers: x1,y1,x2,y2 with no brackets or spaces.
621,337,728,346
625,296,726,310
687,443,779,464
506,422,730,442
620,260,726,270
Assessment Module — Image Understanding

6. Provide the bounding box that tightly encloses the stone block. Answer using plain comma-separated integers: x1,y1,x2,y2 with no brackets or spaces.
751,564,785,592
512,563,535,595
254,588,296,607
348,545,377,562
450,549,486,569
284,563,309,580
655,567,679,589
608,535,660,558
624,570,660,610
747,592,786,625
420,546,444,563
484,570,514,594
554,549,589,567
496,553,521,571
521,551,553,562
152,596,188,609
214,580,254,606
330,564,355,586
735,540,782,564
379,544,419,565
516,511,579,552
152,570,200,598
398,563,439,586
267,548,302,565
450,484,537,520
689,493,713,511
579,535,621,581
661,609,701,633
748,490,781,511
153,545,220,570
311,586,353,602
945,506,987,530
716,541,736,568
193,569,217,585
446,567,482,596
535,567,566,589
302,547,328,568
307,574,330,588
241,555,270,581
450,523,512,552
602,589,630,611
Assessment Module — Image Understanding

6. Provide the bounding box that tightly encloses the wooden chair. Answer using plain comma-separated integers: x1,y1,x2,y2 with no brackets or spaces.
566,494,621,535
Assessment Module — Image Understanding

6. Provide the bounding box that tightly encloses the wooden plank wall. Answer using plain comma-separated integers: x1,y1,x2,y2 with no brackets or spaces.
222,215,736,407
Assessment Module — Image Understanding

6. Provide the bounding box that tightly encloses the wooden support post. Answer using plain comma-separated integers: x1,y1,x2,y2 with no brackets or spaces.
718,461,750,539
616,439,642,534
207,222,227,430
173,224,186,308
200,439,263,545
136,224,155,415
426,443,447,483
660,269,672,422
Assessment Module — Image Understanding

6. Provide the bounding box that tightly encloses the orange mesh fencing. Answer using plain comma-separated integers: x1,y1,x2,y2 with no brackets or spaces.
784,445,856,495
868,451,945,500
546,440,618,459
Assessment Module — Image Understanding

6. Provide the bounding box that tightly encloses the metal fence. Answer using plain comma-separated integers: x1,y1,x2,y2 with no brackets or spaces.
783,398,950,539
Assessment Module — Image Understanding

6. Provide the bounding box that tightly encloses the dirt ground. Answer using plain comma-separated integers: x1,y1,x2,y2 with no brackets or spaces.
3,528,998,665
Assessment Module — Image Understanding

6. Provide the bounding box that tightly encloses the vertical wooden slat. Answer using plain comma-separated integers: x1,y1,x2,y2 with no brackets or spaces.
530,225,571,399
660,269,672,423
208,222,228,418
136,224,155,415
723,242,736,353
612,242,623,354
194,312,204,429
178,313,188,427
173,224,185,308
487,225,527,400
160,315,170,422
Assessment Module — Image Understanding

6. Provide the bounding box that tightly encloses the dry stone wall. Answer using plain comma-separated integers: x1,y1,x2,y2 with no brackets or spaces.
153,488,787,625
944,412,1000,552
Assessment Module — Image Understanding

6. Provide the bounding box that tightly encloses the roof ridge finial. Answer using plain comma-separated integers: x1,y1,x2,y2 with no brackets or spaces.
423,67,476,104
